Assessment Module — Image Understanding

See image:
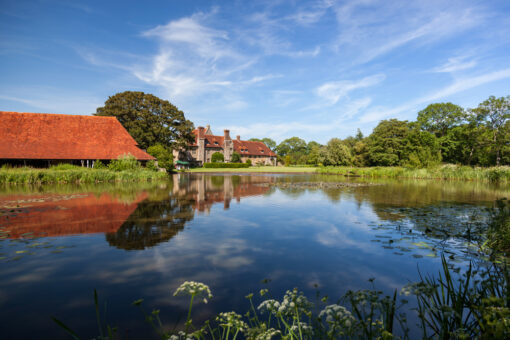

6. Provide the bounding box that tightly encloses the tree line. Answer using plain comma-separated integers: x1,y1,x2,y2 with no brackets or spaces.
254,95,510,167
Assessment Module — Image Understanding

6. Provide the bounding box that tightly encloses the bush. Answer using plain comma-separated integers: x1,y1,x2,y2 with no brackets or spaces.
211,152,224,163
203,163,250,168
93,160,107,169
245,159,252,166
146,160,158,171
147,144,173,171
50,163,81,170
108,154,141,172
231,152,241,163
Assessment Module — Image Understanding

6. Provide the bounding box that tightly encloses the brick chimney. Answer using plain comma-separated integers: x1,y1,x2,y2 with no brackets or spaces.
224,129,231,140
197,126,205,139
236,135,241,141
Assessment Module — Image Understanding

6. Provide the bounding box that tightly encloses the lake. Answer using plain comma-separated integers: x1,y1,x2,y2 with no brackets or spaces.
0,173,507,339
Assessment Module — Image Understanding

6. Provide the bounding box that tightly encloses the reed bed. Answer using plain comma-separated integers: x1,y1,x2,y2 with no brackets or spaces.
317,165,510,183
0,167,168,184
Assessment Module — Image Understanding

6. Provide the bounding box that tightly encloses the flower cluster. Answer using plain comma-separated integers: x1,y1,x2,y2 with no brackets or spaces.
290,322,313,337
319,304,355,327
173,281,212,303
277,288,312,316
216,311,248,331
257,299,281,315
169,331,194,340
254,328,281,340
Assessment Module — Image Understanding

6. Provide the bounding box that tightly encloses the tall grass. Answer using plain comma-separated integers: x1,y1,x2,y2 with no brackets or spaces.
317,165,510,183
0,167,167,184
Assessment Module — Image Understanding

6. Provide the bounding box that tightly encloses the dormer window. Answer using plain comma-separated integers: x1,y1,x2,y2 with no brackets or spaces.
214,141,219,145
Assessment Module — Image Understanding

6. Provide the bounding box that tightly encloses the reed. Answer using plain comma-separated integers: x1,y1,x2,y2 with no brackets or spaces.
0,167,167,184
317,165,510,183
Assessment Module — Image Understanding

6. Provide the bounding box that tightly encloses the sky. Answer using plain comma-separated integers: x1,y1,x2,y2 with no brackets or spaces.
1,0,510,143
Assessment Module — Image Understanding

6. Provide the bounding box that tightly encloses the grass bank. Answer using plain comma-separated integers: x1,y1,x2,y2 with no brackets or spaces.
318,165,510,183
0,167,168,184
186,166,318,173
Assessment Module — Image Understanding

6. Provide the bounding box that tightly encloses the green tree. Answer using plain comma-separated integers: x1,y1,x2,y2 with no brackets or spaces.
417,103,465,137
211,152,224,163
95,91,194,150
401,129,441,168
417,102,466,162
320,138,352,166
471,95,510,166
231,152,241,163
367,119,410,166
147,144,174,171
275,137,307,157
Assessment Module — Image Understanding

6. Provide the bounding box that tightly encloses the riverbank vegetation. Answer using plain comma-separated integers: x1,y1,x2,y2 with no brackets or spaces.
318,165,510,183
0,156,168,184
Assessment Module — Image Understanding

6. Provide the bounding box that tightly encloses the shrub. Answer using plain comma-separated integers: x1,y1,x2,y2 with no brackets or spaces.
93,160,107,169
203,163,250,168
245,159,252,166
211,152,224,163
147,144,173,171
146,160,158,171
108,154,141,172
50,163,81,170
231,152,241,163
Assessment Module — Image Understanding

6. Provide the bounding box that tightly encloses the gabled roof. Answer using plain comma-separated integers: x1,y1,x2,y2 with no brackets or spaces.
0,111,155,160
234,140,276,157
190,128,276,156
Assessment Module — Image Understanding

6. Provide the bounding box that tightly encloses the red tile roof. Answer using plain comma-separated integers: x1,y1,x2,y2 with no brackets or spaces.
233,140,276,157
0,111,155,160
190,129,276,156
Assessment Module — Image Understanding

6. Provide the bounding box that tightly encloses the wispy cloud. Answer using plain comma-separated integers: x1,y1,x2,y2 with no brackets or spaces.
432,56,477,73
316,74,385,105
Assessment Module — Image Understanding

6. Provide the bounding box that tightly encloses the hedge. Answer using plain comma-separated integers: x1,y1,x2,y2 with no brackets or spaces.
203,163,251,168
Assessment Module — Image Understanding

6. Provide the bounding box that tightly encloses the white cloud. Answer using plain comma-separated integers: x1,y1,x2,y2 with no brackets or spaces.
432,56,477,73
316,74,385,105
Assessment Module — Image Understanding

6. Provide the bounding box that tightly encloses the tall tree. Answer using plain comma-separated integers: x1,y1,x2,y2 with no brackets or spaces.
417,103,465,137
367,119,410,166
95,91,194,150
471,96,510,165
275,137,307,156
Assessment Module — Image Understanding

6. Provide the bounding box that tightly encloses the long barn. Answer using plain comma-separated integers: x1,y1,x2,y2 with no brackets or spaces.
0,111,154,167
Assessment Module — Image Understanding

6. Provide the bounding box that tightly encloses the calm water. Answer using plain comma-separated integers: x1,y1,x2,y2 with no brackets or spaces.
0,174,508,339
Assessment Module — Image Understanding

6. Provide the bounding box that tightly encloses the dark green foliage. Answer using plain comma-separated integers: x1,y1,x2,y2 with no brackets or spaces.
211,152,224,163
401,129,441,168
367,119,410,166
245,159,252,166
203,162,250,168
417,102,465,137
95,91,194,150
93,160,107,169
319,138,352,166
108,155,141,172
231,152,241,163
147,144,173,171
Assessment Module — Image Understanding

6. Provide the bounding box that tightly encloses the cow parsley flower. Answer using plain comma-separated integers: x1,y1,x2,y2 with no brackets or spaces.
254,328,281,340
319,304,356,333
258,299,281,315
216,312,248,331
277,288,312,316
173,281,212,303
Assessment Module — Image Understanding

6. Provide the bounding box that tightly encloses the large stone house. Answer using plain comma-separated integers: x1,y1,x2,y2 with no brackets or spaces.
0,111,154,167
175,125,277,166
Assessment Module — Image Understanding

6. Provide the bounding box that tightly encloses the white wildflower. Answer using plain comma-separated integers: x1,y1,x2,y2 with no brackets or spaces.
257,299,281,315
255,328,281,340
173,281,213,302
216,311,248,331
319,304,356,335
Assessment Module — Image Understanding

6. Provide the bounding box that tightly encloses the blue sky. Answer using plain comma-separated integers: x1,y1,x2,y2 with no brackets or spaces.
1,0,509,143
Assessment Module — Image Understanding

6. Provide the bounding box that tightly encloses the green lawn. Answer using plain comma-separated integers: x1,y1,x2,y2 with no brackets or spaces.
186,166,318,173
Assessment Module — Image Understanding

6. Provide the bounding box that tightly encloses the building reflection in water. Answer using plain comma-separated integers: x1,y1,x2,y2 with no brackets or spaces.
1,174,275,249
